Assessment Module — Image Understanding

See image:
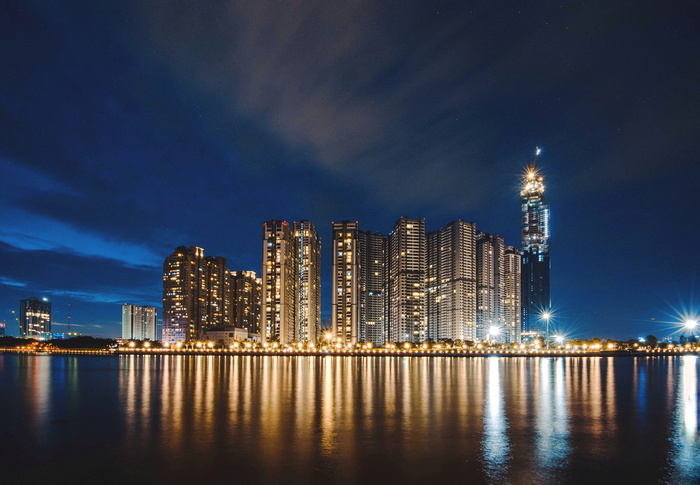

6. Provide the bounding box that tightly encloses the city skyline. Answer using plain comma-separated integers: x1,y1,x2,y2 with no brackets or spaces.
1,2,699,340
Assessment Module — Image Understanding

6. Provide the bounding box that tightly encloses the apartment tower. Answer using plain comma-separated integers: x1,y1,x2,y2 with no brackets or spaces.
387,217,426,344
122,304,157,341
331,221,360,344
503,246,522,344
20,297,51,339
162,246,230,344
426,220,477,342
358,230,386,346
295,220,321,343
476,232,504,342
262,221,297,344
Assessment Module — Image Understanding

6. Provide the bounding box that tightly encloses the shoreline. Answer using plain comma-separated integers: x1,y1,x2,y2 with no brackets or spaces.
1,348,698,358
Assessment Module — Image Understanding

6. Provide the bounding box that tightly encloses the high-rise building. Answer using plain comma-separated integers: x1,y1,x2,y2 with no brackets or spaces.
262,221,297,345
520,148,551,337
476,232,504,342
229,271,262,335
331,221,360,344
503,246,522,344
358,230,386,346
0,322,5,337
162,246,230,344
122,304,157,341
20,297,51,339
387,217,426,344
294,220,321,343
426,220,477,342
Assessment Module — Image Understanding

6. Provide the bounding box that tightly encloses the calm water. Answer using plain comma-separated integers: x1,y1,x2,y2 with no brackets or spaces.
1,354,698,484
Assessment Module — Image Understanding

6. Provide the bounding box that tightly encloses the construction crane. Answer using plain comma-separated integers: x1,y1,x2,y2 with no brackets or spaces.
11,310,25,337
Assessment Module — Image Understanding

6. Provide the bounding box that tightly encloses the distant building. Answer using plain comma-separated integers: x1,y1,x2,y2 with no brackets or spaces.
20,297,51,339
426,220,477,342
387,217,426,344
358,230,386,346
520,148,551,337
122,304,157,341
503,246,522,344
476,232,504,342
0,322,5,337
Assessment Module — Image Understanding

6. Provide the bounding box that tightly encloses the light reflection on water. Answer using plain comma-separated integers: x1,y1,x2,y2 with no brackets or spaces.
1,354,699,483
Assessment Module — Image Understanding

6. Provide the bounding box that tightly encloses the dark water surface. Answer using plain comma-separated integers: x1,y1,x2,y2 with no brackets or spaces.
1,354,698,484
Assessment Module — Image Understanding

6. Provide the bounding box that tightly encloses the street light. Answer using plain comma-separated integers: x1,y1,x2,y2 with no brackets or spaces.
541,311,552,348
684,319,698,330
488,326,500,346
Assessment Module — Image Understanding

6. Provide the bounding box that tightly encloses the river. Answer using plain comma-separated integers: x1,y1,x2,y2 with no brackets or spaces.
0,354,697,484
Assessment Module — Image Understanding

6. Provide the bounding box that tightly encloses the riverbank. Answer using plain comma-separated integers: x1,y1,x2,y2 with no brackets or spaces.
1,347,698,357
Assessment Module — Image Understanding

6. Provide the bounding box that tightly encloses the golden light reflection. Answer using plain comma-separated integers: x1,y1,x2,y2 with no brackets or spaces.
670,355,699,483
482,357,509,481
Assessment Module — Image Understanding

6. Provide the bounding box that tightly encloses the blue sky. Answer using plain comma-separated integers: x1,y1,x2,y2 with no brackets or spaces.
1,1,699,339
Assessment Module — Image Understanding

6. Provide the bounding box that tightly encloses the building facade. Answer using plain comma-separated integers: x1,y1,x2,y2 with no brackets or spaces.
122,304,157,341
520,148,551,337
331,221,360,344
230,270,262,336
387,217,426,344
294,221,321,343
358,230,386,346
262,220,321,345
426,220,477,342
262,221,297,345
162,246,231,344
476,232,504,342
503,246,522,344
20,297,51,339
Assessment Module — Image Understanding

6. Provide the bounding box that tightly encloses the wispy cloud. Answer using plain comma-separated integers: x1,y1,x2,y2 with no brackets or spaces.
0,208,161,268
0,276,27,287
48,288,158,306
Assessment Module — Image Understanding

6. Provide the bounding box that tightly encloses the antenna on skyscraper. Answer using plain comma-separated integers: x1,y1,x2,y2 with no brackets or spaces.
529,146,541,170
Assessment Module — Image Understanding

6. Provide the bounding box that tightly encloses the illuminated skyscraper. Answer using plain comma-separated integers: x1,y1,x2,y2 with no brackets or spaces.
294,220,321,343
358,230,386,346
122,304,157,341
20,297,51,339
229,270,262,335
476,232,504,342
262,221,297,345
331,221,360,344
426,220,477,341
503,246,521,344
387,217,426,344
261,220,321,344
162,246,230,344
520,148,551,337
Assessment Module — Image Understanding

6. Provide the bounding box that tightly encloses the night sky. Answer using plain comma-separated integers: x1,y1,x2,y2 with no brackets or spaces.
2,1,699,340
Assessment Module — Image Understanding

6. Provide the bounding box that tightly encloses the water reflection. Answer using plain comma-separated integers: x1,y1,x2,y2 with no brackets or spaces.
534,358,570,480
671,355,699,482
3,354,700,483
482,357,509,482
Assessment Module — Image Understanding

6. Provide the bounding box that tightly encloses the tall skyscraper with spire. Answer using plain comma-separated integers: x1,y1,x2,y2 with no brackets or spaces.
520,147,551,339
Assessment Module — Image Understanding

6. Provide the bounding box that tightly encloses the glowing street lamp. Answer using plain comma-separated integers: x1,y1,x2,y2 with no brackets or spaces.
684,319,698,330
540,310,552,348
